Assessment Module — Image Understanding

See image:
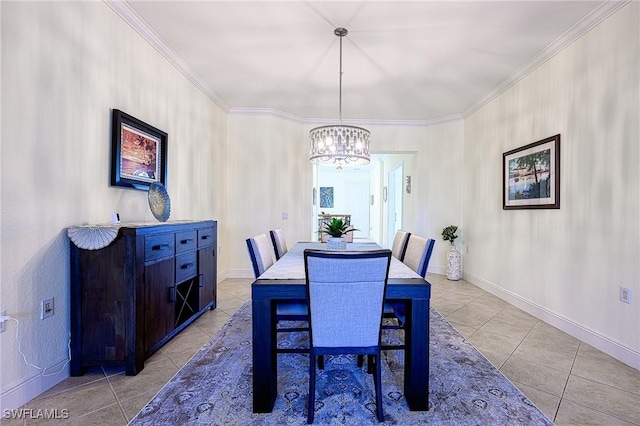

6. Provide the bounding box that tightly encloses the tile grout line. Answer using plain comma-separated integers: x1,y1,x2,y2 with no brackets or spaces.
103,366,130,424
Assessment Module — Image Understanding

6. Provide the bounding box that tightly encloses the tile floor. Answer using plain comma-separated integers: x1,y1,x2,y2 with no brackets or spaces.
7,276,639,425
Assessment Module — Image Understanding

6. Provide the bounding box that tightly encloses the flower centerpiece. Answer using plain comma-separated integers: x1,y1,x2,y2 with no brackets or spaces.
441,225,462,280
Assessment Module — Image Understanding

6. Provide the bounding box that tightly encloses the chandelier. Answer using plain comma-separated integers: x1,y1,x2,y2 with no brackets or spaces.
309,28,370,167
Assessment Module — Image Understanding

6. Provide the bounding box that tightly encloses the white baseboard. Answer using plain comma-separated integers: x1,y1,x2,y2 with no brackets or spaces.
227,269,255,279
0,360,69,411
464,271,640,370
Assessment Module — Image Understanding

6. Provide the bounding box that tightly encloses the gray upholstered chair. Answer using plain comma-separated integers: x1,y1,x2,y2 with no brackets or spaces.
304,249,391,423
384,230,412,320
389,234,435,326
402,234,435,279
390,229,411,260
269,228,288,260
246,234,308,348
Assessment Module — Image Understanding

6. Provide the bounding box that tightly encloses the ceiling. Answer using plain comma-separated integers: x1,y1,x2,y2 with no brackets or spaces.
114,1,621,124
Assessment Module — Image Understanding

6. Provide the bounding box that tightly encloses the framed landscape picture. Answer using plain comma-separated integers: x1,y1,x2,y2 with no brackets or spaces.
503,134,560,209
111,109,167,190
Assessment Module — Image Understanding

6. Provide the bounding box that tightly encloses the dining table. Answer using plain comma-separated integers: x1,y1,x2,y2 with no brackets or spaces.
251,241,431,413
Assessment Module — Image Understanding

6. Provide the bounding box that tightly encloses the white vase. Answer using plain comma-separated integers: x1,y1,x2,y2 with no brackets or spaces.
327,237,347,250
446,244,462,280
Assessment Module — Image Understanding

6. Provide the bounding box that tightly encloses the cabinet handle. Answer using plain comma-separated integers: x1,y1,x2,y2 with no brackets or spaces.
201,235,210,241
152,244,170,251
180,239,193,244
180,262,194,270
199,273,204,288
168,287,176,303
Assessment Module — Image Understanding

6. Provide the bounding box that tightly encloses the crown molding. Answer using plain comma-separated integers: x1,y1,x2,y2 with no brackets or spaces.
462,0,630,118
105,0,627,125
229,107,463,128
103,0,229,112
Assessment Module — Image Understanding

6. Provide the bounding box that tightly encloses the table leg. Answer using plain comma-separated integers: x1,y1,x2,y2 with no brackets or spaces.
404,298,430,410
252,298,277,412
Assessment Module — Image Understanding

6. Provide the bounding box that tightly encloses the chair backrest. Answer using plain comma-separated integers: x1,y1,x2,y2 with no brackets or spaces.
402,234,435,278
391,230,411,260
246,233,276,278
269,228,287,260
304,249,391,348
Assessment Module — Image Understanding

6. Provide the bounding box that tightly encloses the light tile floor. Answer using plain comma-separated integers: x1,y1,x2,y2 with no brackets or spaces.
7,276,639,425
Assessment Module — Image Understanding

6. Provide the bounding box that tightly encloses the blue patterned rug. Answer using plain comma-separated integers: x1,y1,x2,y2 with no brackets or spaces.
130,301,553,425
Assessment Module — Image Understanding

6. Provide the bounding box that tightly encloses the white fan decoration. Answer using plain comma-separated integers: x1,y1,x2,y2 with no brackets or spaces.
68,225,119,250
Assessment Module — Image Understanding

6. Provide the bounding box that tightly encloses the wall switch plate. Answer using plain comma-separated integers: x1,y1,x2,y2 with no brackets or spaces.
41,298,54,319
620,287,631,304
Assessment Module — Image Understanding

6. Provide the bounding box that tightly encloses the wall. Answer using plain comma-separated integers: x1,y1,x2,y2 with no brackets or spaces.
463,3,639,367
227,118,465,276
226,114,311,277
0,2,228,408
373,121,465,272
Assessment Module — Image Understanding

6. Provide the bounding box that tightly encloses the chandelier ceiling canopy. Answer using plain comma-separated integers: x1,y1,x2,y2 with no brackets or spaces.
309,28,370,168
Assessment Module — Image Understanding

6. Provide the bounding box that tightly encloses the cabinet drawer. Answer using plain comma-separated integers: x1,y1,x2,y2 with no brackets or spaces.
175,251,197,284
175,231,197,254
198,227,215,248
145,234,175,261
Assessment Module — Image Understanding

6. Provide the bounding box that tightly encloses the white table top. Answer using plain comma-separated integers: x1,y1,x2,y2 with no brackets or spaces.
258,242,422,280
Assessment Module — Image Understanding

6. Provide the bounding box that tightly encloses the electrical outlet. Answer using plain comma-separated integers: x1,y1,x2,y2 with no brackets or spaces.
0,309,6,333
620,287,631,304
41,298,54,319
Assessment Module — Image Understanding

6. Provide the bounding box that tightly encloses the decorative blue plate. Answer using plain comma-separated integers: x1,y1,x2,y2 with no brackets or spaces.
148,182,171,222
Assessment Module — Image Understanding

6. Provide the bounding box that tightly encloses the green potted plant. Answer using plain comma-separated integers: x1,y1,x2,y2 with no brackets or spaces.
441,225,462,280
441,225,458,246
320,218,358,250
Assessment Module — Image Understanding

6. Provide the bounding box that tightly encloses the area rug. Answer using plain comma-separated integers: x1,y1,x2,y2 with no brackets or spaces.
130,301,554,425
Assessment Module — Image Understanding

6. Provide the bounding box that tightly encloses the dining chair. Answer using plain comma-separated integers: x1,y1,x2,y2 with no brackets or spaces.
383,230,411,321
390,229,411,260
402,234,435,279
246,234,309,349
304,249,391,423
389,234,435,327
269,228,288,260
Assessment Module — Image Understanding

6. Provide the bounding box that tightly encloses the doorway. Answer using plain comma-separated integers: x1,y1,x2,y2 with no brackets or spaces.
387,162,403,247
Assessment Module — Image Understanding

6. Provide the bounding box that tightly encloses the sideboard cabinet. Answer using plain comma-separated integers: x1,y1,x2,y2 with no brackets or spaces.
70,220,217,376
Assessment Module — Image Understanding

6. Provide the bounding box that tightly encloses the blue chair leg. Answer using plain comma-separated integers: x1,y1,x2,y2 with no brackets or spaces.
374,353,384,422
308,354,316,424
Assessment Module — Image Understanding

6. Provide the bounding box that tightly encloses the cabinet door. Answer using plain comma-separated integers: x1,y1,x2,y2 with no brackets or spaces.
145,258,175,352
198,245,216,309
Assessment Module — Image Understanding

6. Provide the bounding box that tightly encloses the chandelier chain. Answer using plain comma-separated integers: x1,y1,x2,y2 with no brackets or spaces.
339,32,343,125
308,27,370,167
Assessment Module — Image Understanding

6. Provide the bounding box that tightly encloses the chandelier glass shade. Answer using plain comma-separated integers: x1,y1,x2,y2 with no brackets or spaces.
309,125,371,167
309,28,370,167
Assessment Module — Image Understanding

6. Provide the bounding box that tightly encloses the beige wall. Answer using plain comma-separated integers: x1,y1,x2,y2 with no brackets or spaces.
462,3,639,366
0,2,228,407
225,118,465,277
226,114,312,277
2,0,637,412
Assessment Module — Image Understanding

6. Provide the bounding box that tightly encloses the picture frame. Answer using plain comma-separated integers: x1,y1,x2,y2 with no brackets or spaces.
503,134,560,210
319,187,334,208
111,109,167,190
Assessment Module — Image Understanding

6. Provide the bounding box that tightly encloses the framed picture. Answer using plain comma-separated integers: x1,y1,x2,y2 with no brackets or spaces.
111,109,167,190
319,187,334,208
503,134,560,209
